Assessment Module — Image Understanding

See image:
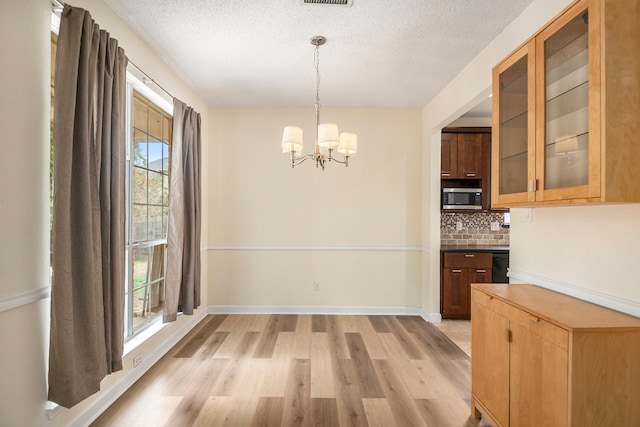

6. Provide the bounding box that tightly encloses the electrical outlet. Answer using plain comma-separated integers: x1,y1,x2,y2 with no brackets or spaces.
313,281,320,291
490,221,500,231
133,353,143,367
456,221,463,231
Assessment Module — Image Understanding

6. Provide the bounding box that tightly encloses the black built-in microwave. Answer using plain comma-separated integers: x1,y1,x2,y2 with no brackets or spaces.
441,187,482,210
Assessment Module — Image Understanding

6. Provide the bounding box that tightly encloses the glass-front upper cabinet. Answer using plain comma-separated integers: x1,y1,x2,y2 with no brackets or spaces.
491,0,640,208
492,40,535,206
535,0,599,202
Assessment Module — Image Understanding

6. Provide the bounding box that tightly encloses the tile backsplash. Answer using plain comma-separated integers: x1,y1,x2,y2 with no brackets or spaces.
441,212,510,246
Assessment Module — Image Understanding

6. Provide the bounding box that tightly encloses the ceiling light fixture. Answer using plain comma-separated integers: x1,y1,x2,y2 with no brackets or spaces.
281,36,357,170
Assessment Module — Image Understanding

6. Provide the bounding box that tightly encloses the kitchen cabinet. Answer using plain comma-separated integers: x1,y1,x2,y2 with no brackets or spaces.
440,129,488,180
471,283,640,426
441,132,484,179
491,0,640,208
441,128,494,211
441,252,492,319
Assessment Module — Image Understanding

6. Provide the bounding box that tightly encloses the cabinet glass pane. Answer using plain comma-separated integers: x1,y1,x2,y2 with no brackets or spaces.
544,11,589,190
499,55,528,195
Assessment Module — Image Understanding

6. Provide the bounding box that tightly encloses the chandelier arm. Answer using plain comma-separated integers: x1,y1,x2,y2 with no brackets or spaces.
327,152,350,166
290,153,316,168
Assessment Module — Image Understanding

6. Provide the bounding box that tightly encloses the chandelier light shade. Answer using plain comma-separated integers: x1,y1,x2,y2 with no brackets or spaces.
282,35,357,170
338,132,357,155
282,126,304,154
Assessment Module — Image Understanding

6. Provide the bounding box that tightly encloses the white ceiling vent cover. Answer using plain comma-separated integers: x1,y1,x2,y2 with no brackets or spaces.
300,0,353,6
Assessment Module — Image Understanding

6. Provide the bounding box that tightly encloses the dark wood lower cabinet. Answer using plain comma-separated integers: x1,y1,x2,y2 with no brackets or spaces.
441,252,492,319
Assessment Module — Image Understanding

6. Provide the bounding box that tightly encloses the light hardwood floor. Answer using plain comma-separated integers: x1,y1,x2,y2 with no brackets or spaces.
92,315,491,426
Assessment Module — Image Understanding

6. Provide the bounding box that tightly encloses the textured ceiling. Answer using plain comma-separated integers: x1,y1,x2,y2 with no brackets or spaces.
104,0,533,109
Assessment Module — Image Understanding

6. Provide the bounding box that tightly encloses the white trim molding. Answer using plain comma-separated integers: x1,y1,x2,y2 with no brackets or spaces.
208,305,424,316
207,244,424,252
509,269,640,318
0,286,50,314
208,306,440,324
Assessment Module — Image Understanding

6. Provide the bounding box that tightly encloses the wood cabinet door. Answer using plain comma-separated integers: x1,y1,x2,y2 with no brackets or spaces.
509,321,568,427
457,133,483,179
441,132,458,178
442,268,468,317
469,267,492,285
492,40,536,207
534,0,598,203
471,300,510,426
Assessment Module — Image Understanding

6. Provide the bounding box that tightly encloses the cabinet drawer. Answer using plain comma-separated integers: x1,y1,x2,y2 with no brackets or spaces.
443,252,492,268
473,288,568,351
509,308,568,351
473,289,510,318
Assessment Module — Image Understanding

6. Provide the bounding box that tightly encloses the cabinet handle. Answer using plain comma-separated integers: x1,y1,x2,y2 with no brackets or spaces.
441,172,451,177
465,173,476,177
529,315,540,323
464,254,475,258
528,179,537,192
452,269,463,273
506,329,512,343
476,269,486,273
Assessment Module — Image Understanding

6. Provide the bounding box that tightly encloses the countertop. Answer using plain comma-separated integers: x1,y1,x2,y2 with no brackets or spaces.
440,244,509,253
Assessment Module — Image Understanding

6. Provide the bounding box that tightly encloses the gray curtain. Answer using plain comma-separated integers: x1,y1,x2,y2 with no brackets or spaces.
49,5,127,408
164,99,201,322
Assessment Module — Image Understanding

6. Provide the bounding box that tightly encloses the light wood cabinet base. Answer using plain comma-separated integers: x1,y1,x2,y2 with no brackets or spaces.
471,283,640,426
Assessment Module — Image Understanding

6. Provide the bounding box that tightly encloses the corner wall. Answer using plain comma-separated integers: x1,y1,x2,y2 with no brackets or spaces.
421,0,573,316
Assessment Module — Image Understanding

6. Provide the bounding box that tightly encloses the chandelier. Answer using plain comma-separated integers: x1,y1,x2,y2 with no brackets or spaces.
281,36,357,170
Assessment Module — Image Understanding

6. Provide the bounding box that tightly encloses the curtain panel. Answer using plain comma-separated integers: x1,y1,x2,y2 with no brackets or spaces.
164,99,201,322
49,5,127,408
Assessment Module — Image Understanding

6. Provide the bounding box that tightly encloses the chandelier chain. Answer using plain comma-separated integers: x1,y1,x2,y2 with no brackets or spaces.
314,44,321,107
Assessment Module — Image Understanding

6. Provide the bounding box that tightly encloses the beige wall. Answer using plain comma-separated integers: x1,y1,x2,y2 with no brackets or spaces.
509,205,640,303
207,107,423,309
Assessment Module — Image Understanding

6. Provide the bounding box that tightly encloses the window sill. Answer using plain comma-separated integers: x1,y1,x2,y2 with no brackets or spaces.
123,318,166,356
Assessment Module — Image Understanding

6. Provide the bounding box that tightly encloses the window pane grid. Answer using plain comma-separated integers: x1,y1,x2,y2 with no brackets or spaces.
126,90,172,338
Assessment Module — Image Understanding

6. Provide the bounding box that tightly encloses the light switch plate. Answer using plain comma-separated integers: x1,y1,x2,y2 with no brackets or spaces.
490,221,500,231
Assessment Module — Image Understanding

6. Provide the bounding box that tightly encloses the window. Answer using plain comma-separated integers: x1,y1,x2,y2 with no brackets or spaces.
124,90,172,338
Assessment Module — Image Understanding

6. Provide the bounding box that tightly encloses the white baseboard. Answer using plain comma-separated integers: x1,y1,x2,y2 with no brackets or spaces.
206,244,424,252
68,309,207,427
208,305,441,324
509,269,640,318
208,305,424,316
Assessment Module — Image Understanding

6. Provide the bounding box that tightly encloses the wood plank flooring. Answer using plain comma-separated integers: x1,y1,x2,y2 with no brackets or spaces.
91,315,492,427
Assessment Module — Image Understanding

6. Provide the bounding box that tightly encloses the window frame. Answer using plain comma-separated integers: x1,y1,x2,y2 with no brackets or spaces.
124,73,173,340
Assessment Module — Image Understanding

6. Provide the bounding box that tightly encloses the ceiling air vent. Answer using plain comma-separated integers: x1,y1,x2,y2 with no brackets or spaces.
300,0,353,6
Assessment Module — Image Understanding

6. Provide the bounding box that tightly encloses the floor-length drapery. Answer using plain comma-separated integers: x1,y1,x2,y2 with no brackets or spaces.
49,5,127,408
164,99,201,322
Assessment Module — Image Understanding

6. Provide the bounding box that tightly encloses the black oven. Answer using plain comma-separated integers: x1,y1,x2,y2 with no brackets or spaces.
441,188,482,210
